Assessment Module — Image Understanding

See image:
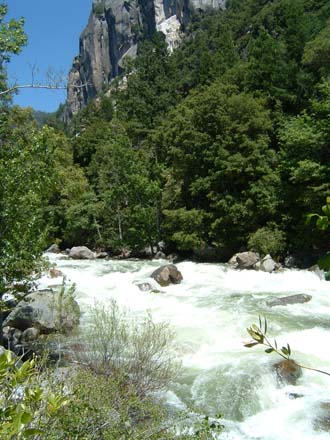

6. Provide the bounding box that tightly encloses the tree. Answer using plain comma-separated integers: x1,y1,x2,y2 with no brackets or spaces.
153,82,280,256
0,3,27,102
91,119,160,250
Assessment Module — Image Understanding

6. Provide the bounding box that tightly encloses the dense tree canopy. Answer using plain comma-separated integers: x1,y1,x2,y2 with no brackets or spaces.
3,0,330,269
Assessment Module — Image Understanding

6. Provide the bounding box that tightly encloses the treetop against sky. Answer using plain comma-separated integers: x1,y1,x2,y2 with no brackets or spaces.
7,0,91,112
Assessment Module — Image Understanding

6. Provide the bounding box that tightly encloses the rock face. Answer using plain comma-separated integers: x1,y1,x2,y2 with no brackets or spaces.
266,294,312,307
3,290,80,334
65,0,226,118
69,246,95,259
274,359,302,386
151,264,183,286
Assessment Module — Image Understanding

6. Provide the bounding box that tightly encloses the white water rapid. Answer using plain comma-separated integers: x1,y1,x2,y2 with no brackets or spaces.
42,254,330,439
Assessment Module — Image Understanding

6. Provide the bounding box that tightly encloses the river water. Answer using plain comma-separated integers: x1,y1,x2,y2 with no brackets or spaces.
42,254,330,439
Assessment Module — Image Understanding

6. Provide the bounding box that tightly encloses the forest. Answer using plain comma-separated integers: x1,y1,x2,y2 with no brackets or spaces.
3,0,330,269
2,0,330,437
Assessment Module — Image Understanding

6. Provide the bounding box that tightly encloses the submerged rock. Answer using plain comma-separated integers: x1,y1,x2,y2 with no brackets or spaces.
274,359,302,386
151,264,183,287
266,294,312,307
69,246,95,259
313,401,330,432
136,282,153,292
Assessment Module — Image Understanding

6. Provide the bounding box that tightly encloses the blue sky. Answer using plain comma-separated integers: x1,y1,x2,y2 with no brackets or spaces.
7,0,92,112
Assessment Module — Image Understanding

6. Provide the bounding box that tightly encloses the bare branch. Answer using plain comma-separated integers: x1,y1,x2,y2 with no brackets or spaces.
0,81,89,96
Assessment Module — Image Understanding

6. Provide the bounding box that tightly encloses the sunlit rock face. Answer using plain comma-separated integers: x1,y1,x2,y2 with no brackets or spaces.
65,0,226,118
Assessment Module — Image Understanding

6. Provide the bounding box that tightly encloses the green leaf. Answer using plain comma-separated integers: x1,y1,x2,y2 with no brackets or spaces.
265,348,274,354
318,253,330,270
21,411,32,425
22,428,44,437
244,342,259,348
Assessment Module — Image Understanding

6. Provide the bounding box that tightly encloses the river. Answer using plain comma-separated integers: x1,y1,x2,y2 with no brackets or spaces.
42,254,330,439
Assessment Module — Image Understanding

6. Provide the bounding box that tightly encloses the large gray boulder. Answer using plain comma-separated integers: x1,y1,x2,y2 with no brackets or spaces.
235,252,260,269
274,359,302,386
4,289,80,334
266,294,312,307
151,264,183,287
69,246,95,259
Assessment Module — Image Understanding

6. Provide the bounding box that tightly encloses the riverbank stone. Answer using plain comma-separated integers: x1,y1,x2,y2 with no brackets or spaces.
151,264,183,287
46,243,60,253
4,289,80,334
266,294,312,307
69,246,95,259
229,251,260,269
274,359,302,386
260,254,276,273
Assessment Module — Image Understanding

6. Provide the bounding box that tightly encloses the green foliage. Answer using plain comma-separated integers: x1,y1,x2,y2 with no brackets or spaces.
0,3,27,101
56,0,330,260
245,316,330,377
306,197,330,231
303,21,330,77
163,208,207,251
50,281,80,333
93,3,104,17
0,108,56,294
248,225,286,257
0,350,68,439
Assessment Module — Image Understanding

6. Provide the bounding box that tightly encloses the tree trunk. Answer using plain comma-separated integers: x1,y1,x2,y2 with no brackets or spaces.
117,205,123,241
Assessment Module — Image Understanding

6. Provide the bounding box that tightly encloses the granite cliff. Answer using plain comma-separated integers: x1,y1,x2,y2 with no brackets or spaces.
65,0,226,118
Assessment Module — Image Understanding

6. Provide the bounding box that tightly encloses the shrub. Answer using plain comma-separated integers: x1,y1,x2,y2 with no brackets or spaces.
0,350,68,439
76,301,179,398
248,225,286,257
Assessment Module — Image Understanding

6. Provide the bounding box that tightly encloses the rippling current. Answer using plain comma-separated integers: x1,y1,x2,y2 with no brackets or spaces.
41,254,330,439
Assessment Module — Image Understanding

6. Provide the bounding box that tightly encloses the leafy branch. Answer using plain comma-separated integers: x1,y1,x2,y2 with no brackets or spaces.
245,316,330,377
306,196,330,231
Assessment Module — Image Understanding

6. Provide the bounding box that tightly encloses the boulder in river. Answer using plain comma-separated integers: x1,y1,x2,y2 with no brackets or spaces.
151,264,183,287
266,294,312,307
49,267,63,278
46,243,60,253
313,401,330,432
69,246,95,259
234,252,260,269
4,289,80,334
274,359,302,386
136,282,153,292
260,254,276,273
